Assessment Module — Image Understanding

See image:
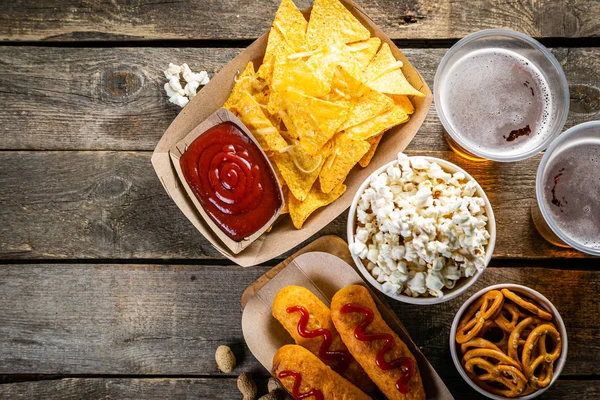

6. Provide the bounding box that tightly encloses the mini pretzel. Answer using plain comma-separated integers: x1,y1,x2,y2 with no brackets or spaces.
494,302,528,333
522,324,562,389
462,348,522,370
460,338,502,354
465,358,528,398
478,320,510,353
507,316,544,362
501,289,553,320
456,290,504,344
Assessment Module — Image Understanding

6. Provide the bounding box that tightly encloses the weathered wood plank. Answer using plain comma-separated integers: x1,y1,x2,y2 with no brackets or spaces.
0,150,594,260
0,0,598,42
0,377,598,400
0,264,597,376
0,47,242,151
2,149,596,260
0,378,269,400
0,47,598,151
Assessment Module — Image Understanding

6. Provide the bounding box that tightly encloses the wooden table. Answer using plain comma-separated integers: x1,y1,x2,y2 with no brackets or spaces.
0,1,598,398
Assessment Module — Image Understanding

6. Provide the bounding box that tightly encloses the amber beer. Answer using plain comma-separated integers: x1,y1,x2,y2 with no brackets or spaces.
434,29,569,162
440,48,552,160
533,121,600,254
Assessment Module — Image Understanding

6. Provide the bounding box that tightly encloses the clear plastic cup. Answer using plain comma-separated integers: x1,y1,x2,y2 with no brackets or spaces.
434,29,569,162
532,121,600,255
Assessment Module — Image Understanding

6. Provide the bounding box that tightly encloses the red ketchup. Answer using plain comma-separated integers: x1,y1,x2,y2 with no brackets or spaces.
340,303,415,394
278,371,324,400
180,122,282,241
287,306,351,374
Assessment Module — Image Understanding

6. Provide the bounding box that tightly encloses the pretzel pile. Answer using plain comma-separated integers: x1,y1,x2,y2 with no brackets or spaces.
455,289,562,398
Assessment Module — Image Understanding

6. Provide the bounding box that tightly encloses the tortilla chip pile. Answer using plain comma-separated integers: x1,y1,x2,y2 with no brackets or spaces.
224,0,423,229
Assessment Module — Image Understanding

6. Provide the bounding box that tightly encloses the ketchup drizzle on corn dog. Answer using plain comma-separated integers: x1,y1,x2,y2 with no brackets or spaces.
340,303,415,394
287,306,351,374
278,370,324,400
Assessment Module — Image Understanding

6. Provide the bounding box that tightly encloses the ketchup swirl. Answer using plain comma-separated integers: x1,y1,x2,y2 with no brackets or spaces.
278,371,324,400
180,122,282,242
287,306,351,374
201,143,262,215
340,303,415,394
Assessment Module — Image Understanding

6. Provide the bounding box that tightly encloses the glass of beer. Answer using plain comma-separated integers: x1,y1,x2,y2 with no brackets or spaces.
434,29,569,162
532,121,600,255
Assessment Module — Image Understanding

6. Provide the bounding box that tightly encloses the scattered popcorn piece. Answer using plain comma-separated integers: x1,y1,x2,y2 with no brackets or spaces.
351,153,491,298
184,81,200,98
163,63,210,107
169,93,189,108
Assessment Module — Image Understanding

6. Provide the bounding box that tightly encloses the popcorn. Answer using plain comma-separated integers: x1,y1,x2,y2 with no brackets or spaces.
351,153,490,298
163,63,210,108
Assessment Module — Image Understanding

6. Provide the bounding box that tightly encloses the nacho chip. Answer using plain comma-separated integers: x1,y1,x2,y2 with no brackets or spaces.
306,46,345,84
289,181,346,229
358,131,384,167
257,28,296,85
257,29,282,82
277,109,299,141
272,144,330,201
344,104,409,140
272,0,309,52
274,59,331,99
233,91,288,152
223,62,256,109
319,133,369,193
306,0,370,50
389,94,415,114
266,55,289,115
285,90,349,155
253,86,270,107
259,0,306,83
281,185,290,215
306,40,362,84
364,43,424,97
271,160,286,188
335,67,394,131
347,37,381,72
268,55,332,115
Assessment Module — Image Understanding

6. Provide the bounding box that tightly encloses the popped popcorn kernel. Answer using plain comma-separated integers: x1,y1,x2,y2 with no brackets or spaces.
163,63,210,108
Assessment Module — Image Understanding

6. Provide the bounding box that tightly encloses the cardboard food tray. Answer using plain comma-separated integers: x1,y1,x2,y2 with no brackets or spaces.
169,108,285,254
151,0,433,267
240,237,453,399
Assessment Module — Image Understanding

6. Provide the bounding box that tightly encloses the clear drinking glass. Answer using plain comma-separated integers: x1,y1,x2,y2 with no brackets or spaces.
532,121,600,255
434,29,569,162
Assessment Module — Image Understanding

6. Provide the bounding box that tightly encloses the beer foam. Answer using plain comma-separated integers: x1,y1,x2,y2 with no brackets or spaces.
439,48,553,157
542,137,600,250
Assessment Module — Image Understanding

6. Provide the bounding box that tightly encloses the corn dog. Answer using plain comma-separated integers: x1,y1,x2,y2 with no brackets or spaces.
331,285,426,400
272,344,372,400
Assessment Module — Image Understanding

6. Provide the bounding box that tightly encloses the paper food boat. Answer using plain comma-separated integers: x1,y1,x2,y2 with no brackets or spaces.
151,0,433,266
241,251,454,399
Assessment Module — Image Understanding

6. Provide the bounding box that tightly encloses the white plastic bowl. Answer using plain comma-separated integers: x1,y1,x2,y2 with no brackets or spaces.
347,156,496,305
450,284,568,399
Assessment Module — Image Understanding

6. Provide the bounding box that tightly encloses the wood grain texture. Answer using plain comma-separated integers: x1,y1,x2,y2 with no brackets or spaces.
0,150,594,260
0,263,597,377
0,378,268,400
0,378,597,400
0,0,598,41
240,236,353,307
0,47,242,151
0,47,598,151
